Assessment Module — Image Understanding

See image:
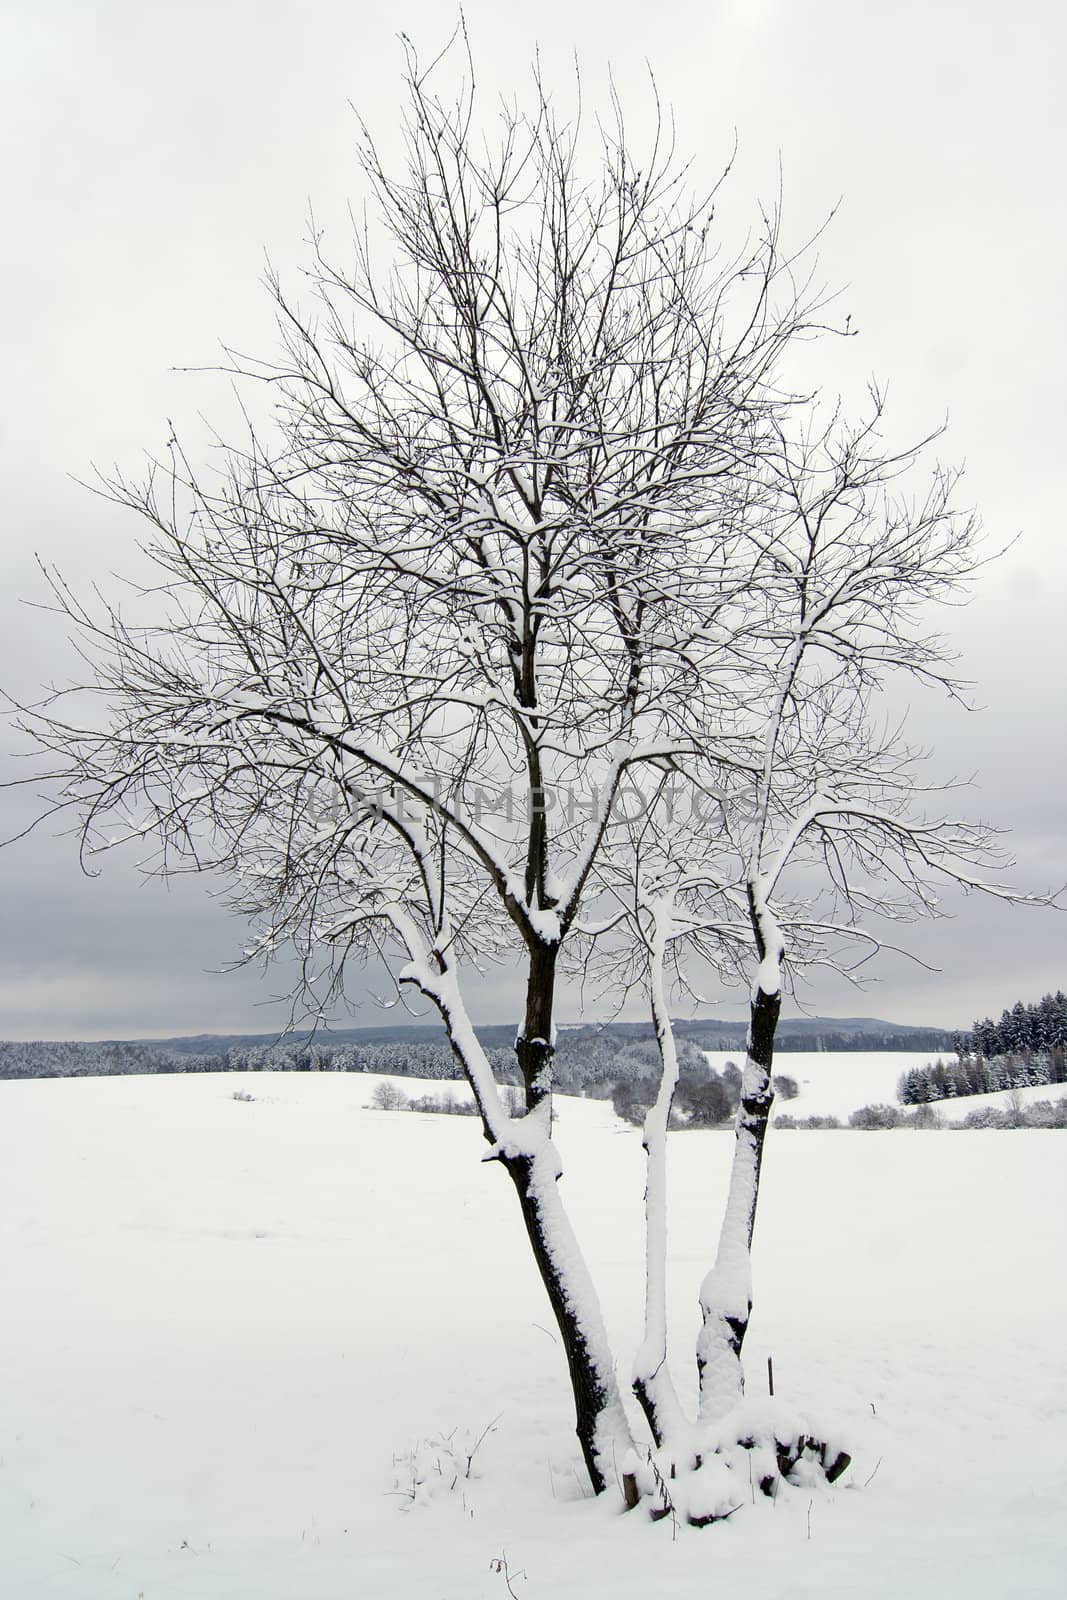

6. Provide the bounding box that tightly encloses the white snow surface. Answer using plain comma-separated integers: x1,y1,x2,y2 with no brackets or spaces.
2,1068,1065,1597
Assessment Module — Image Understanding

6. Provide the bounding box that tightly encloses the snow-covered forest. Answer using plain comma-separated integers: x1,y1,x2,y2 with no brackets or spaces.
0,1015,951,1083
960,990,1067,1059
897,990,1067,1104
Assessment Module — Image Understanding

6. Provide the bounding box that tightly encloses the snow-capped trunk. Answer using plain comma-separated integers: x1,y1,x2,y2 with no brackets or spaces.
632,904,686,1447
696,885,782,1424
696,983,779,1421
403,930,633,1496
499,1143,633,1493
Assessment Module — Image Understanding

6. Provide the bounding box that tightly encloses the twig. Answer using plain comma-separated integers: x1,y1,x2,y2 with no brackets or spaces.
648,1451,678,1539
490,1553,526,1598
465,1413,502,1477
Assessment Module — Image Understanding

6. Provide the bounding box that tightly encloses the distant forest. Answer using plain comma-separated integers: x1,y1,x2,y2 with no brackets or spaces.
957,992,1067,1060
0,1015,952,1085
899,991,1067,1105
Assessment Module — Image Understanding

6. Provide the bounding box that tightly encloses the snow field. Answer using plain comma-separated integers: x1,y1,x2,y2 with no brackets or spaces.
1,1067,1064,1597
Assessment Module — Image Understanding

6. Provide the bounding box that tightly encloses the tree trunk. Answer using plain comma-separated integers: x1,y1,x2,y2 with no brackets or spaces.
632,911,686,1448
500,1145,632,1493
428,946,633,1494
507,939,632,1492
514,938,557,1113
696,981,780,1423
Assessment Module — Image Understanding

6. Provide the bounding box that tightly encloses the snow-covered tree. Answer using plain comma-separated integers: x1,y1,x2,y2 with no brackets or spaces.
7,41,1043,1512
571,393,1042,1473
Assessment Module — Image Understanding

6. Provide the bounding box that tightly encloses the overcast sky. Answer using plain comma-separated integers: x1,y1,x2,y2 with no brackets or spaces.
1,0,1063,1039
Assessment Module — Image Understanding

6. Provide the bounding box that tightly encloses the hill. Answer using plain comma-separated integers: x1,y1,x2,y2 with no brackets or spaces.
0,1016,956,1083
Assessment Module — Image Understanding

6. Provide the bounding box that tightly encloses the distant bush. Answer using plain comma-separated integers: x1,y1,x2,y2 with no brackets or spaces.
848,1104,901,1129
407,1090,478,1116
773,1113,841,1130
772,1074,799,1100
371,1081,409,1111
1026,1098,1067,1128
611,1063,739,1128
368,1082,527,1118
675,1075,735,1125
777,1094,1066,1131
371,1081,485,1116
959,1096,1067,1130
903,1102,942,1129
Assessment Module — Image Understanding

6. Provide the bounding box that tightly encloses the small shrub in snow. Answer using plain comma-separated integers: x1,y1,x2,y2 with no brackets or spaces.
390,1420,499,1510
772,1074,800,1100
231,1089,256,1102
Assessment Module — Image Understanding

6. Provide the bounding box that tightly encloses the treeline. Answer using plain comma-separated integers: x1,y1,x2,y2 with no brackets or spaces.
898,1052,1067,1105
660,1023,952,1053
0,1030,725,1094
0,1014,958,1096
0,1039,208,1080
956,992,1067,1059
0,1035,505,1083
897,990,1067,1106
778,1099,1067,1131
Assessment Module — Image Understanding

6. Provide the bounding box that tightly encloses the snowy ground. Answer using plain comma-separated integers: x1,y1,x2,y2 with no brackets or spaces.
2,1067,1065,1598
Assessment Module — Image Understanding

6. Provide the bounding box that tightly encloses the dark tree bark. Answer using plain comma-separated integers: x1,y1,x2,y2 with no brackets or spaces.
500,1147,619,1493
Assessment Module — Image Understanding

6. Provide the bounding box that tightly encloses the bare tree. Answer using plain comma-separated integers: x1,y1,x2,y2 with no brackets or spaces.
9,45,820,1494
579,396,1044,1478
5,42,1036,1511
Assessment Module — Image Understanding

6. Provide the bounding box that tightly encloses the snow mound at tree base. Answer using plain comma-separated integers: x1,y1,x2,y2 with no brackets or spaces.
625,1399,853,1527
